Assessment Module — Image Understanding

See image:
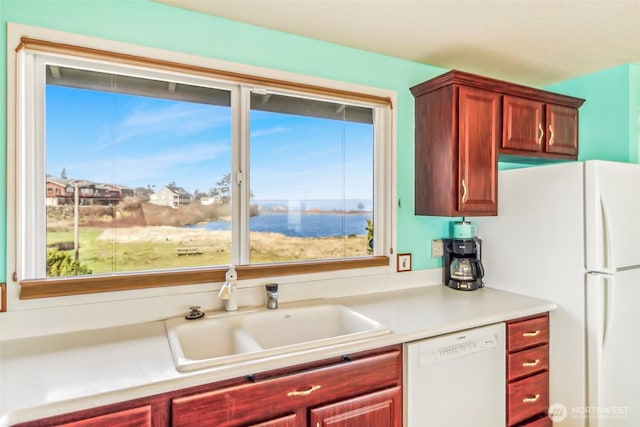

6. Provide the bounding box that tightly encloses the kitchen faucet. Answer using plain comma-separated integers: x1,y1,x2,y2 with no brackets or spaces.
265,283,279,309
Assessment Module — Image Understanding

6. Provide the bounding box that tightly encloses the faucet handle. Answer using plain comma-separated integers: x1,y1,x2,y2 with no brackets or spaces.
185,306,205,320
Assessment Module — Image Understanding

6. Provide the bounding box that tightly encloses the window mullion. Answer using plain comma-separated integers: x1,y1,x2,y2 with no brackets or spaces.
373,106,392,257
232,86,252,265
19,54,48,280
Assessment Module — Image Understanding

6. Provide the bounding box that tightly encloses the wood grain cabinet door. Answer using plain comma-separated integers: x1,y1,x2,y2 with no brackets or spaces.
503,95,545,152
309,386,402,427
457,86,500,215
545,104,579,156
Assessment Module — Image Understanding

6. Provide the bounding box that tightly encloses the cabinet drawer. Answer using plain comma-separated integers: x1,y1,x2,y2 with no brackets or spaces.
517,415,552,427
507,371,549,426
507,316,549,352
52,406,152,427
507,344,549,381
172,349,401,426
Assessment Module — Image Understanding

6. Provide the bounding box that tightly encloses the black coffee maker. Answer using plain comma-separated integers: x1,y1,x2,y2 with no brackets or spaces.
443,238,484,291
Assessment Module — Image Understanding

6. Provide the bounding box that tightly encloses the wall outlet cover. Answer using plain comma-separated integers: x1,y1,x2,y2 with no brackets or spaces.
431,239,444,257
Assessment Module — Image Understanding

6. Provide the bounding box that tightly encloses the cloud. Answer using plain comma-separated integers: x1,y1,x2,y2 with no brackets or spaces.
62,140,230,189
105,101,231,146
250,126,292,139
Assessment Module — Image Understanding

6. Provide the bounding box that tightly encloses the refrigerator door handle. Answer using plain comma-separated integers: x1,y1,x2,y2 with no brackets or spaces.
586,273,614,416
599,197,613,272
590,192,614,273
585,168,615,274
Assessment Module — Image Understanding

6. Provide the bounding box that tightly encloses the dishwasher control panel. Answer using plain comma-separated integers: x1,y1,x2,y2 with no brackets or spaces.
419,334,498,365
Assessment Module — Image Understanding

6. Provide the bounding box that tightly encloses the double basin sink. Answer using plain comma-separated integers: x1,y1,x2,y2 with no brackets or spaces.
166,304,390,371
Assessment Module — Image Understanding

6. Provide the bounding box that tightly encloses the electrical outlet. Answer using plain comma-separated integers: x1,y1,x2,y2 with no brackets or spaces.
431,239,444,257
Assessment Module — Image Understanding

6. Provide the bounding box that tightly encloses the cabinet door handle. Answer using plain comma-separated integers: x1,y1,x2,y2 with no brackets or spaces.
523,330,541,337
523,394,541,403
537,123,544,144
461,179,468,203
548,125,555,145
522,359,541,367
287,384,321,396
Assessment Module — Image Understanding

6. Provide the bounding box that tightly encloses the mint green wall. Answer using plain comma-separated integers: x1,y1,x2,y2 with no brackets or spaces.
546,64,639,163
629,64,640,163
1,0,452,278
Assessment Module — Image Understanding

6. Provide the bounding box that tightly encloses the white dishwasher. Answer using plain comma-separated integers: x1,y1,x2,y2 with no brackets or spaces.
404,322,506,426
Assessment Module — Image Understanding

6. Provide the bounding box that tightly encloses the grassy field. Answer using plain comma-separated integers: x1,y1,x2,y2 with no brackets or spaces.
47,201,369,275
47,225,368,275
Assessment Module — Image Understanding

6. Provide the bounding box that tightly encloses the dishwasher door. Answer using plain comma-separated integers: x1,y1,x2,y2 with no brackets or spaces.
404,322,506,427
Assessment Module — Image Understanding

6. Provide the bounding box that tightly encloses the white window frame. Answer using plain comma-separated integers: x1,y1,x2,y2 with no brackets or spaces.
7,24,396,300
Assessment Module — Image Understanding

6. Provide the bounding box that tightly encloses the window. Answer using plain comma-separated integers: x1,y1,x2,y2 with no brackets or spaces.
12,36,393,298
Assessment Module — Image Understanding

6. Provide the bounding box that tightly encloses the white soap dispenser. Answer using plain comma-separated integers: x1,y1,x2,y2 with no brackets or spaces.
217,265,238,311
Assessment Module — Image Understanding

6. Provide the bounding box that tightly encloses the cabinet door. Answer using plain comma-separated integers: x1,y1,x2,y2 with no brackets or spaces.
546,104,578,156
457,86,500,215
503,95,545,152
309,386,401,427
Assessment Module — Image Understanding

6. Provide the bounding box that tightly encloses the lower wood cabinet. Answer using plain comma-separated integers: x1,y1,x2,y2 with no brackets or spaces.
171,347,402,426
506,314,551,427
14,345,402,427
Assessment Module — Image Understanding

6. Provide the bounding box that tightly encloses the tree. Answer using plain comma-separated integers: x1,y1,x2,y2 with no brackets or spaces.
366,219,374,255
47,249,92,276
213,173,231,202
60,168,67,179
193,188,208,202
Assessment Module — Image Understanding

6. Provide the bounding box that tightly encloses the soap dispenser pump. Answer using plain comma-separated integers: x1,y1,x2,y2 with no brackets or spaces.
218,265,238,311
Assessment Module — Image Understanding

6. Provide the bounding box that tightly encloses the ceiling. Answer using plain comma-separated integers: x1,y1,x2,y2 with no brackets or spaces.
155,0,640,87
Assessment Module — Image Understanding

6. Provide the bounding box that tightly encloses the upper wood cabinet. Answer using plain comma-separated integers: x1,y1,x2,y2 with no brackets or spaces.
503,95,580,158
412,75,500,217
411,70,585,217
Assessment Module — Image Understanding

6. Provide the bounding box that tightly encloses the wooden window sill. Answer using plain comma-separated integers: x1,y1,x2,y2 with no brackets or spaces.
19,256,389,299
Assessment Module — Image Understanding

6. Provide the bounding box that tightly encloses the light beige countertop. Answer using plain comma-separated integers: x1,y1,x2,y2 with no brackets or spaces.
0,285,555,426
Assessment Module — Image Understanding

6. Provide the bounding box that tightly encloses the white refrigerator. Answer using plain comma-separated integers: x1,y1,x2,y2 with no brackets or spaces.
475,160,640,427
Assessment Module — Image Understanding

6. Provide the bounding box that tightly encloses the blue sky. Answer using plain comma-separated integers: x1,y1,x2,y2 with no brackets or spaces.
46,85,374,202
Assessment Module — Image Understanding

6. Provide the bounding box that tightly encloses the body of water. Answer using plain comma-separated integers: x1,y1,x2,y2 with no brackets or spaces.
189,211,372,238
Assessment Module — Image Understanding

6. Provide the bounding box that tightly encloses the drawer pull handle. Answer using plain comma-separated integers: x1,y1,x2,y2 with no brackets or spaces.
523,394,541,403
523,330,541,337
287,384,321,397
522,359,541,367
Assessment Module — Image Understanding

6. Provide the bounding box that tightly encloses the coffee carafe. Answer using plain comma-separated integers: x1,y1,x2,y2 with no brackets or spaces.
443,238,484,291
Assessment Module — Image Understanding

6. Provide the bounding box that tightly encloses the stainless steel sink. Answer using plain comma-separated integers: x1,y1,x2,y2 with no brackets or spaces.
165,304,390,372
